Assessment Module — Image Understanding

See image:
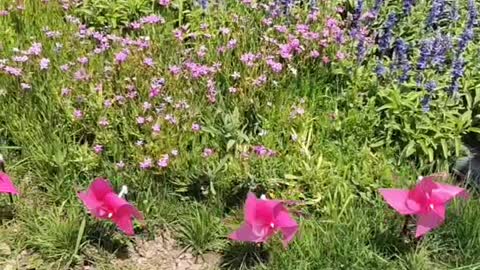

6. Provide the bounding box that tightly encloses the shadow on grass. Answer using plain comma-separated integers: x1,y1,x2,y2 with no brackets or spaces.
220,242,269,270
368,216,417,260
86,225,130,259
0,204,16,222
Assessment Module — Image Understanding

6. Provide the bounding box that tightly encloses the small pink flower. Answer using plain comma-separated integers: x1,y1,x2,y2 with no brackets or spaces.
78,56,89,65
152,124,161,134
21,83,31,90
116,161,125,169
192,123,201,132
336,51,345,61
73,109,83,120
139,158,153,170
39,58,50,70
60,64,70,72
93,145,103,154
202,148,214,158
144,57,154,67
169,65,181,76
322,56,330,64
136,117,145,125
159,0,170,7
157,154,170,168
115,50,129,64
61,88,71,96
104,100,113,108
98,118,109,127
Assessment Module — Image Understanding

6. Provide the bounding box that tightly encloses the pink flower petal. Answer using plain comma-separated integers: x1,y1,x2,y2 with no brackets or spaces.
379,189,418,215
89,178,114,199
0,172,19,195
415,205,445,238
433,182,468,204
229,223,265,243
244,192,257,225
274,205,298,246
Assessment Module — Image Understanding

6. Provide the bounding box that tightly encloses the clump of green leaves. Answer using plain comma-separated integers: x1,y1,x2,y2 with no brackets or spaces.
175,204,226,256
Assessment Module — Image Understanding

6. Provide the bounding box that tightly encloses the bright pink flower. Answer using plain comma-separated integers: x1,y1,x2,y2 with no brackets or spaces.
0,172,19,195
78,179,143,235
229,193,298,247
379,175,468,237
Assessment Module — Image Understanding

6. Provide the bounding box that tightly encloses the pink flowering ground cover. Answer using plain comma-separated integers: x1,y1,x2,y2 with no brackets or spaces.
0,0,480,269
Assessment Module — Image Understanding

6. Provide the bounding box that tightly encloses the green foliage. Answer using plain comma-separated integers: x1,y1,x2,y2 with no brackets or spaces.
74,0,154,28
175,204,226,256
374,86,474,166
1,0,480,269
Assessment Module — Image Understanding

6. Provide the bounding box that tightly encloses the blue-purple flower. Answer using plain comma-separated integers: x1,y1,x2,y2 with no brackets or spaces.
378,13,397,55
426,0,446,28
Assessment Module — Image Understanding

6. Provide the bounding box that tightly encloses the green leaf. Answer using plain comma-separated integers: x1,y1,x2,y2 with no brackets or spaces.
226,139,235,151
469,127,480,134
440,139,448,158
455,137,461,156
404,141,416,157
284,174,301,180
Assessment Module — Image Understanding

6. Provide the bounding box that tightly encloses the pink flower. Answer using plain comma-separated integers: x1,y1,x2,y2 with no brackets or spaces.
192,123,201,132
266,59,283,73
144,57,154,67
98,118,109,127
322,56,330,64
136,117,145,125
152,124,161,134
78,179,143,235
115,50,129,64
379,175,468,237
229,193,298,247
157,154,170,168
116,161,125,169
61,88,71,96
202,148,214,158
139,158,153,170
78,57,89,65
73,109,83,120
240,53,257,67
21,83,31,90
39,58,50,70
28,42,42,56
336,51,345,61
169,65,181,76
4,66,22,77
93,145,103,154
159,0,170,7
0,172,19,195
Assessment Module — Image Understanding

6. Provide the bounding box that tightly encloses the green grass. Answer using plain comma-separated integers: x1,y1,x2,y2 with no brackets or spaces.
0,0,480,269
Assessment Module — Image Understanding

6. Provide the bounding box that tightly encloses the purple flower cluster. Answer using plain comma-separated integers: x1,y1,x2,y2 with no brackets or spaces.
378,14,397,55
394,39,410,83
426,0,446,28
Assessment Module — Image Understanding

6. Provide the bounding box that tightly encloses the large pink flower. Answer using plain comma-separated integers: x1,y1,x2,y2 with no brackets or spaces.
229,192,298,247
379,175,468,237
78,178,143,235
